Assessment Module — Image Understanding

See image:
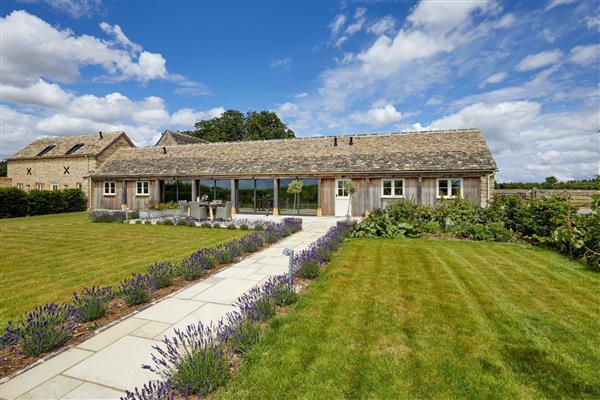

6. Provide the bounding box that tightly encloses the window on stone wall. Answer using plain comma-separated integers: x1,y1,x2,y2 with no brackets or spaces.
76,183,82,190
51,184,58,191
16,183,23,190
35,183,44,190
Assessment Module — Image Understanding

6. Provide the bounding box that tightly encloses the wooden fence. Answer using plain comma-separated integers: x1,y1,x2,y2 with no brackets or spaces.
495,189,599,207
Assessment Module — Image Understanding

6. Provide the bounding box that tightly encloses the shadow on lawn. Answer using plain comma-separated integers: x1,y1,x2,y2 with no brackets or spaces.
502,345,599,398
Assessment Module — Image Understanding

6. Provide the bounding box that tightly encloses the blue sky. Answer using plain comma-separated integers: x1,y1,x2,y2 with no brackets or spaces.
1,0,598,181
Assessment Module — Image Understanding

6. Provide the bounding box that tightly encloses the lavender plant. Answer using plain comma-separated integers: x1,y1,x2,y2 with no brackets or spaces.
229,315,261,356
120,380,175,400
119,274,154,306
147,262,175,289
17,303,75,356
72,286,113,322
0,321,22,351
143,322,230,396
177,257,206,281
274,283,298,306
239,233,264,253
235,275,286,321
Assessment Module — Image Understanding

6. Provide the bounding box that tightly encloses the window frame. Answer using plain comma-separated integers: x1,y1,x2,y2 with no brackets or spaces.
103,181,116,196
437,178,463,199
35,183,44,190
76,183,82,190
51,183,58,191
336,179,350,198
381,178,404,199
16,183,23,190
136,180,149,196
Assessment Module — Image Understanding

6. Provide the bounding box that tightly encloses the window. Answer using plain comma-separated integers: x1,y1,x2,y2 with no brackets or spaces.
337,179,350,197
65,143,84,155
136,180,149,196
76,183,82,190
16,183,23,190
36,145,55,157
35,183,44,190
382,179,404,198
51,184,58,191
437,178,462,198
103,181,116,195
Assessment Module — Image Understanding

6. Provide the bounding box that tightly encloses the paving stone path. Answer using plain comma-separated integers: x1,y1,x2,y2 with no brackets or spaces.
0,216,338,400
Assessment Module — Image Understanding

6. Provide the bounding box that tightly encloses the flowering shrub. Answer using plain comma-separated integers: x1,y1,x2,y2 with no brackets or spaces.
228,314,261,356
274,284,298,306
120,380,174,400
72,286,113,322
17,303,75,356
89,210,127,223
239,233,264,253
293,223,353,279
177,257,206,281
147,262,175,289
0,321,22,351
236,275,286,321
144,322,230,395
119,274,154,306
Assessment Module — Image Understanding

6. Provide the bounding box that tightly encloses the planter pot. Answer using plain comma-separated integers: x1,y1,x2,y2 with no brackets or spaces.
140,208,185,219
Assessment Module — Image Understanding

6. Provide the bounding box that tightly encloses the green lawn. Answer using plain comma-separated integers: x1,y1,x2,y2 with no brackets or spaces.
217,239,600,399
0,212,246,325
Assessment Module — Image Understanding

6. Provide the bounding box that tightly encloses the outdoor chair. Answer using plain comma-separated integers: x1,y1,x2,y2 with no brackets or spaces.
215,201,232,220
189,202,208,218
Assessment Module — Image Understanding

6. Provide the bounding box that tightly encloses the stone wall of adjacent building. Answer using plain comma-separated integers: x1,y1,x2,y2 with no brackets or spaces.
7,157,96,202
96,135,133,165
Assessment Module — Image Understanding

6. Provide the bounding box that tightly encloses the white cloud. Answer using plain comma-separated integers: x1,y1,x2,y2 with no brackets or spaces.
276,102,299,117
367,15,396,36
0,10,167,86
515,49,563,71
419,101,599,181
479,71,507,87
294,92,308,98
1,79,73,108
426,95,444,106
584,15,600,30
545,0,575,11
494,13,515,29
354,8,367,19
99,22,143,54
569,44,600,66
170,107,225,127
269,57,292,70
22,0,102,18
328,14,347,35
350,104,404,127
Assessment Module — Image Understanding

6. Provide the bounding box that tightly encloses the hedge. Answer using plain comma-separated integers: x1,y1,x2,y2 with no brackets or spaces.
0,188,87,218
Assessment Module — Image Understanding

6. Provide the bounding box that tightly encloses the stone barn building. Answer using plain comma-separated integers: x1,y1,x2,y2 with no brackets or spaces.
7,131,134,205
90,129,497,216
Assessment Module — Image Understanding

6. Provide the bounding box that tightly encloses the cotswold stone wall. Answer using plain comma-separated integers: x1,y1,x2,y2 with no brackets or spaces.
8,157,96,199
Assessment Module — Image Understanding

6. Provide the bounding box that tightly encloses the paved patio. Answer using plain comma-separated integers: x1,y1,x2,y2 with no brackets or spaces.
0,216,339,400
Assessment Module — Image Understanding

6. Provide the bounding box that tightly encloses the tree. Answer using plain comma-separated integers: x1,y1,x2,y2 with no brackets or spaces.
545,176,558,185
0,160,6,177
188,109,294,142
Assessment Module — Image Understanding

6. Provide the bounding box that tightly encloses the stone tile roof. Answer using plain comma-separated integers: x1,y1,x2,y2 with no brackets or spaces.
92,129,497,178
7,131,134,160
154,130,208,146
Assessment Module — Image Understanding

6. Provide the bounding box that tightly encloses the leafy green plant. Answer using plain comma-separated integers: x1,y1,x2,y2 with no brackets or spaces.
230,319,261,356
274,284,298,306
296,259,320,279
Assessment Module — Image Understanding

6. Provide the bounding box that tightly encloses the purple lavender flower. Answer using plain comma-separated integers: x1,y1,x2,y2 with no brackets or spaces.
17,303,76,356
72,286,113,322
147,262,175,289
119,273,154,306
120,379,175,400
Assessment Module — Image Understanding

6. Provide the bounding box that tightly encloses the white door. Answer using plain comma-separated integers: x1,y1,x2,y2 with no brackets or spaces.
335,179,351,217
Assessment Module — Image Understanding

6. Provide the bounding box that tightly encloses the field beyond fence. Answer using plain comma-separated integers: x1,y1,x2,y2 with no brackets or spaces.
495,189,599,208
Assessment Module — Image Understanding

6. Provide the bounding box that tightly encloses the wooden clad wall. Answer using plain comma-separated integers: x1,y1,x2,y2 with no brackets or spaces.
463,177,481,206
404,178,418,203
319,178,335,216
421,178,437,206
351,178,367,217
367,178,382,210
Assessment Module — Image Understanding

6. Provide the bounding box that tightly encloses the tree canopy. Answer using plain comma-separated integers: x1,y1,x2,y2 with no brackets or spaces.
186,110,295,142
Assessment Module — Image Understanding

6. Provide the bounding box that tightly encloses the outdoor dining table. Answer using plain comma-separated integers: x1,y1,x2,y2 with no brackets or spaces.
199,201,222,220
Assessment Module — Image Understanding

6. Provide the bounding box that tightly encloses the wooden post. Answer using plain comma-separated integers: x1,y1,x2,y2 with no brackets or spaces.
272,178,279,216
317,178,322,216
191,179,197,202
230,179,237,216
417,176,422,205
